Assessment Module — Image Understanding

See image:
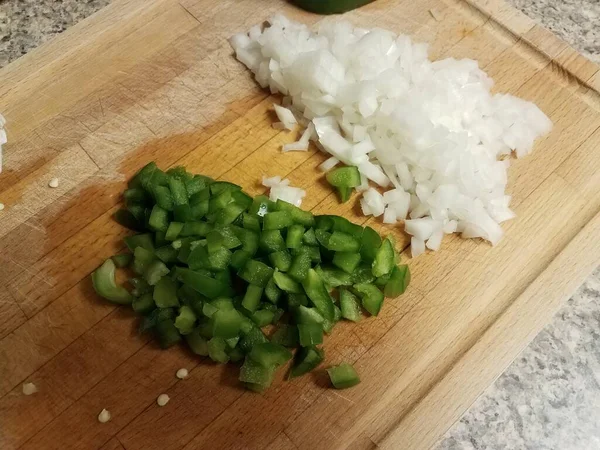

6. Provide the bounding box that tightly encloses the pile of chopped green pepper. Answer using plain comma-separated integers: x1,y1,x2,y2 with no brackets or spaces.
92,162,410,391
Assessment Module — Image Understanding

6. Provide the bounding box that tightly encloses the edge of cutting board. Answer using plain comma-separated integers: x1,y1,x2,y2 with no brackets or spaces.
0,0,599,449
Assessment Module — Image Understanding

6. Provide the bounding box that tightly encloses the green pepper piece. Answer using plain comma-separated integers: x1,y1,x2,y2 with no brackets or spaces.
207,246,232,271
239,358,275,388
351,264,376,284
210,181,241,195
249,342,292,368
271,325,299,347
361,226,381,262
353,283,384,316
302,228,318,246
151,185,173,212
231,249,251,271
242,284,264,312
336,186,352,203
264,277,282,304
242,213,261,232
287,293,309,309
327,363,361,389
219,226,243,249
132,246,156,275
332,252,361,274
302,269,335,321
232,227,260,255
273,270,303,294
263,211,294,230
148,205,169,232
297,245,321,264
372,238,395,277
91,259,133,305
286,224,305,249
326,231,360,252
292,0,373,14
173,204,193,222
208,337,230,363
111,253,132,268
269,250,292,272
175,305,197,335
185,328,209,356
251,309,276,327
165,222,184,241
295,305,325,325
209,189,232,214
231,190,253,209
339,289,361,322
178,268,230,299
260,229,286,253
298,323,323,347
326,166,361,187
129,161,156,189
288,249,312,282
216,203,245,225
384,265,411,297
124,233,155,252
132,292,155,315
168,176,188,206
290,346,324,378
144,260,170,286
185,176,208,197
274,200,315,227
315,266,353,288
239,327,268,353
155,317,182,349
153,276,179,308
180,221,212,237
238,259,274,287
129,277,151,297
155,245,178,264
212,308,242,339
228,346,245,363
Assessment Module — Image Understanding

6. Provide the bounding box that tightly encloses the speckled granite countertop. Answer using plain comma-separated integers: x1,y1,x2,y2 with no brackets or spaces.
1,1,599,449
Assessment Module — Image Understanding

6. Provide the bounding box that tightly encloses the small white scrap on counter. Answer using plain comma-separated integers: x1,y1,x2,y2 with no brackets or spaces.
98,409,111,423
157,394,170,406
176,368,189,379
262,175,306,207
230,14,553,257
48,178,59,188
0,203,4,211
22,382,37,395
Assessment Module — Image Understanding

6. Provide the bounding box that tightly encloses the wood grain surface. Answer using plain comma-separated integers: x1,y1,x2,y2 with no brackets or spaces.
0,0,599,449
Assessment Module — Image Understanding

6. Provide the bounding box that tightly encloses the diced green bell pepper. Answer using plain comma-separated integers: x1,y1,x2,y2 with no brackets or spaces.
353,283,384,316
339,289,361,322
92,259,133,305
372,238,395,277
384,265,411,297
327,363,361,389
290,346,324,378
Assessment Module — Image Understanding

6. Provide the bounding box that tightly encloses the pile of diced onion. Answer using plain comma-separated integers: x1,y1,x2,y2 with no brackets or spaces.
230,14,552,257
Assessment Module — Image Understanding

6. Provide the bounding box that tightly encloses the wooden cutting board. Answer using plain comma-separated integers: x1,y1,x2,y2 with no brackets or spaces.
1,0,599,448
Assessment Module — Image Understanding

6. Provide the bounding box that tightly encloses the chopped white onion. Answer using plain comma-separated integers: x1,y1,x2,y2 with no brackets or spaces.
319,156,340,172
263,175,306,207
273,104,298,131
176,368,189,379
232,15,552,256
